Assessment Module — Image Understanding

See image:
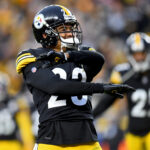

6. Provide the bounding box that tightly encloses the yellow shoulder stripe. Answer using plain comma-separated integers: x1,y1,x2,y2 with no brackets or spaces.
110,70,122,84
16,53,36,74
16,53,31,64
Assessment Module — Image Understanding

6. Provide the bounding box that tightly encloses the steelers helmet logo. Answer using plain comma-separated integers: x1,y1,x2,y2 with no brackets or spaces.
34,14,45,29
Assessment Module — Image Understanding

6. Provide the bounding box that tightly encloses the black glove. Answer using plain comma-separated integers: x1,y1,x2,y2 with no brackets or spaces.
36,51,66,63
103,83,135,98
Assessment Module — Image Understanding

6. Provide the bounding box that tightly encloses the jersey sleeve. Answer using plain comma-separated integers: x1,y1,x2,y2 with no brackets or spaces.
16,50,36,74
68,47,105,81
23,62,105,96
68,49,104,66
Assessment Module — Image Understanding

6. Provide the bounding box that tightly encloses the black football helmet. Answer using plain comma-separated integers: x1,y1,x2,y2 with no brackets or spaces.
32,5,82,49
126,32,150,72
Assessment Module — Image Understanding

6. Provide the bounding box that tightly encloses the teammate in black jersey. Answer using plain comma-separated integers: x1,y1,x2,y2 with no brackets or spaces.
16,5,134,150
93,32,150,150
0,71,34,150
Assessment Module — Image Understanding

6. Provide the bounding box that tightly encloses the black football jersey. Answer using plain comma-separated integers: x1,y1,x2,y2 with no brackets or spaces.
110,63,150,136
16,47,104,145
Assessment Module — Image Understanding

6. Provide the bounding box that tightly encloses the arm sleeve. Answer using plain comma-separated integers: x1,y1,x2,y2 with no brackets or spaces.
23,62,104,96
68,51,105,80
68,50,105,66
92,94,116,119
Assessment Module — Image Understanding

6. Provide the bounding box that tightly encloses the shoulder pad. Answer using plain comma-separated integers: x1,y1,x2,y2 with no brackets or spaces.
110,70,122,84
114,63,131,72
16,49,36,74
110,63,131,84
79,45,96,52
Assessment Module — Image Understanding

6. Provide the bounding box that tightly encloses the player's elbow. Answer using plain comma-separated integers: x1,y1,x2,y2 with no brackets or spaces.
98,53,105,66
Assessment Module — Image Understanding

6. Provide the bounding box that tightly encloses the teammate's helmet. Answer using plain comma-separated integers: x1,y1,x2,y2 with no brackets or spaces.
126,32,150,72
32,5,82,48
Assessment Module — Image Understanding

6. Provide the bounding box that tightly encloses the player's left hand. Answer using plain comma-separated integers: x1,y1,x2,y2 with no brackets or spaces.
103,83,135,98
36,51,66,63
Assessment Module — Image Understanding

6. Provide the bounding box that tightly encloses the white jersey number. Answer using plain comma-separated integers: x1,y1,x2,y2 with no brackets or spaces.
48,67,88,108
131,89,150,118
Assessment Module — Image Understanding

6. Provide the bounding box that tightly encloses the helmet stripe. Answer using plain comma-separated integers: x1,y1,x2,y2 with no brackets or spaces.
58,5,71,16
134,33,141,45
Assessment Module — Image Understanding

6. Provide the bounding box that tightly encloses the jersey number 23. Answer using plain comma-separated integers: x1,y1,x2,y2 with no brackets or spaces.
48,67,88,109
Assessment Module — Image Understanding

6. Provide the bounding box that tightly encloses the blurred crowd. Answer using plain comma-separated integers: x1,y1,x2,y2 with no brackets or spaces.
0,0,150,150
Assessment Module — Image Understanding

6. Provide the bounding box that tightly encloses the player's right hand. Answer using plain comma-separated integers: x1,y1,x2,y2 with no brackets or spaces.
102,83,135,98
36,51,66,63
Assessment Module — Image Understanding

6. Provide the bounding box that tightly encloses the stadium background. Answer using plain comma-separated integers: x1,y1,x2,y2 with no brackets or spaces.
0,0,150,150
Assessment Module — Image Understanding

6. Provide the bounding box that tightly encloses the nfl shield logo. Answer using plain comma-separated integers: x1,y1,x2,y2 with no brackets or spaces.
31,67,37,73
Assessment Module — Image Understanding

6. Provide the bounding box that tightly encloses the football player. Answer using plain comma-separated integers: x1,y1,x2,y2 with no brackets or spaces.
93,32,150,150
0,71,34,150
16,5,134,150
